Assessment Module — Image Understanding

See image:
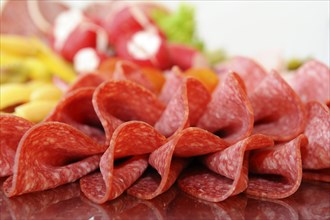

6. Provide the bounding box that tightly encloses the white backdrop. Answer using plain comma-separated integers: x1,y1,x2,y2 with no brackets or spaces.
51,1,330,66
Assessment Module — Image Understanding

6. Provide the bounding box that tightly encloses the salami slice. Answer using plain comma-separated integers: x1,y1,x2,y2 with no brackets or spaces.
215,56,267,93
301,101,330,182
0,115,34,177
155,77,210,137
287,60,330,105
158,67,184,104
93,80,165,144
178,134,273,202
247,134,307,199
197,72,254,144
46,88,105,145
127,127,230,200
250,71,306,141
112,60,157,94
3,122,105,197
80,121,166,204
67,73,106,93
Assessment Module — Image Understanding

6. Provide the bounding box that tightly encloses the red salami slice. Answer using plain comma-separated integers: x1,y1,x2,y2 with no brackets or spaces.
247,134,307,199
215,56,267,93
127,127,230,200
93,80,165,144
287,60,330,105
158,67,184,104
250,71,306,141
112,60,157,93
0,115,34,177
178,134,273,202
80,121,166,203
46,88,105,145
301,101,330,182
67,73,106,93
3,122,105,197
197,72,254,144
155,77,210,137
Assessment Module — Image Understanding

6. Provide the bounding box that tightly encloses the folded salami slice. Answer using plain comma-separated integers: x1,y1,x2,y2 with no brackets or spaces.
127,127,230,200
46,88,105,145
155,77,210,137
67,73,106,93
112,61,156,93
250,72,305,141
247,134,307,199
158,67,184,104
287,60,330,105
178,134,273,202
80,121,166,204
215,56,267,93
301,101,330,182
197,72,254,144
3,122,105,197
93,80,165,144
0,115,34,177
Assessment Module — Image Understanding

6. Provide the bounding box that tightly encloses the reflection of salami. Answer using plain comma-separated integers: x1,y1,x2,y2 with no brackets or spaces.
3,122,104,197
1,182,80,220
290,181,330,220
178,134,273,202
167,190,247,220
301,101,330,182
287,60,330,105
128,127,229,200
197,72,254,144
80,121,166,203
0,115,33,177
250,72,305,141
245,197,298,220
247,134,307,199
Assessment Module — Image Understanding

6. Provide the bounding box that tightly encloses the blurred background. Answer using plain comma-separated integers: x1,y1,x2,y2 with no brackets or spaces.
65,0,330,66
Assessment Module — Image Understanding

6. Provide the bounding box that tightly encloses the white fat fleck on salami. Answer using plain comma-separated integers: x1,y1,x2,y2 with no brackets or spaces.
197,73,254,144
250,71,305,141
301,102,330,182
247,134,307,199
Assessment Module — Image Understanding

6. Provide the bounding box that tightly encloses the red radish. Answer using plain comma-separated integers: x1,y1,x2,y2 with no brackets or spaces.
168,44,209,71
52,9,108,62
115,29,171,70
73,48,108,74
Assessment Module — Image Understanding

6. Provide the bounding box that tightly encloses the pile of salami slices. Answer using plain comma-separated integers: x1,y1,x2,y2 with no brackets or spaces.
1,57,329,204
